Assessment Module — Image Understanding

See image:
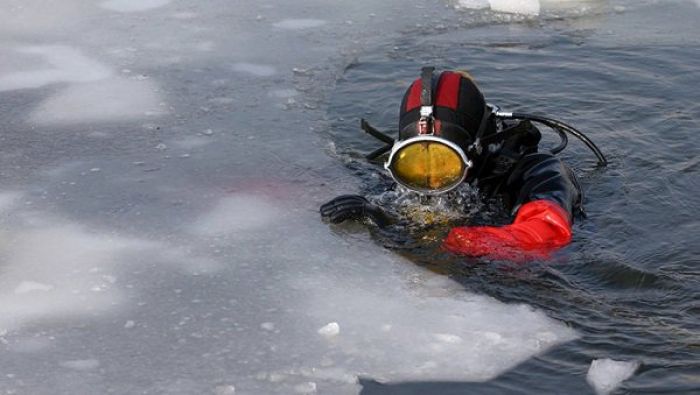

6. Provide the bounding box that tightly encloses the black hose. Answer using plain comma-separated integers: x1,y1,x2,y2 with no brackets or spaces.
361,118,395,144
366,144,393,160
503,112,607,166
550,125,568,155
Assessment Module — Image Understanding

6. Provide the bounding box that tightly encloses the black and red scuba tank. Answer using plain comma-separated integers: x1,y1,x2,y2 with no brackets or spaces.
398,70,495,154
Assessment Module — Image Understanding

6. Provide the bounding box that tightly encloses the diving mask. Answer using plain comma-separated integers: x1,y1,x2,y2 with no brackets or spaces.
385,135,473,194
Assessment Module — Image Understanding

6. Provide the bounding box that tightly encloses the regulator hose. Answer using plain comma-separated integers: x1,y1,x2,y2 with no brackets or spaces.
495,111,607,166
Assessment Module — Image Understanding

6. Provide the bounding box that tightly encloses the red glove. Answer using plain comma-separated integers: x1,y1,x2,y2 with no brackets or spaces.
443,199,572,262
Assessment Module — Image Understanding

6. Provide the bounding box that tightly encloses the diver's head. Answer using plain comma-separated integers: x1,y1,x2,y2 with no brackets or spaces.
386,68,491,194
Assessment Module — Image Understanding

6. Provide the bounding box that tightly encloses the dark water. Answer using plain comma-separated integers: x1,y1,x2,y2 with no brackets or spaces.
327,2,700,393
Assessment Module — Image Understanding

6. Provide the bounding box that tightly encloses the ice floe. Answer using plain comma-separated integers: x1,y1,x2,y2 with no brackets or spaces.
587,358,640,395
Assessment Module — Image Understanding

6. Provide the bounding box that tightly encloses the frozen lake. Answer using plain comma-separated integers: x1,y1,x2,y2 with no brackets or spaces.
1,0,698,394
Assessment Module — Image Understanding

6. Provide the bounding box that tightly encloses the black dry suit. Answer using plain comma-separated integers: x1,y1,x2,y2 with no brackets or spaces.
322,68,601,261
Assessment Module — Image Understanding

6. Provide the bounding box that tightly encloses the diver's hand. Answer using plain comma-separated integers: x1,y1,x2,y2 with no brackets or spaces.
320,195,393,227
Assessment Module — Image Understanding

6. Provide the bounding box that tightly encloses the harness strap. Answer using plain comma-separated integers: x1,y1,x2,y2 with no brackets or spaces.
420,66,435,107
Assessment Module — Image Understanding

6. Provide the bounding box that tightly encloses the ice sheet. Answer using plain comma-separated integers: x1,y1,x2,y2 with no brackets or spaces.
181,193,579,384
289,270,578,382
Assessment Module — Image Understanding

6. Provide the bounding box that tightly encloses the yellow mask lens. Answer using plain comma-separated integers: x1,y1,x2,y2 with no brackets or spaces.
390,140,466,192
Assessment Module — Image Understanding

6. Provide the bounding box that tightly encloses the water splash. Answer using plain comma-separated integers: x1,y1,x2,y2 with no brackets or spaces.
371,183,484,227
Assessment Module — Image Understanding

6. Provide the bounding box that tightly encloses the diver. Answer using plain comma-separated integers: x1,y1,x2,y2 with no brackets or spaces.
320,67,606,261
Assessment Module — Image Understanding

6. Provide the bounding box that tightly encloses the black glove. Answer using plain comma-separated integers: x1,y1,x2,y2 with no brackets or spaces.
320,194,393,227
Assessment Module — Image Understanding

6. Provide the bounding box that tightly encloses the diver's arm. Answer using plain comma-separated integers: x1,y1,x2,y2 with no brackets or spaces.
320,195,394,227
443,153,581,261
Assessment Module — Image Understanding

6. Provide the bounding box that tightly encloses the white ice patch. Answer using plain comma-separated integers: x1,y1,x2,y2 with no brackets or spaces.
193,41,216,52
456,0,490,9
59,359,101,371
172,135,213,150
158,247,224,275
294,382,317,394
268,88,299,99
30,78,164,124
0,209,222,333
232,63,277,77
190,194,283,236
457,0,604,15
171,12,199,20
587,359,640,395
214,385,236,395
0,46,111,92
489,0,541,15
318,322,340,338
0,45,165,124
0,1,90,33
100,0,171,13
0,191,21,214
14,281,54,295
0,224,152,332
295,271,578,382
6,336,53,353
272,19,327,30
